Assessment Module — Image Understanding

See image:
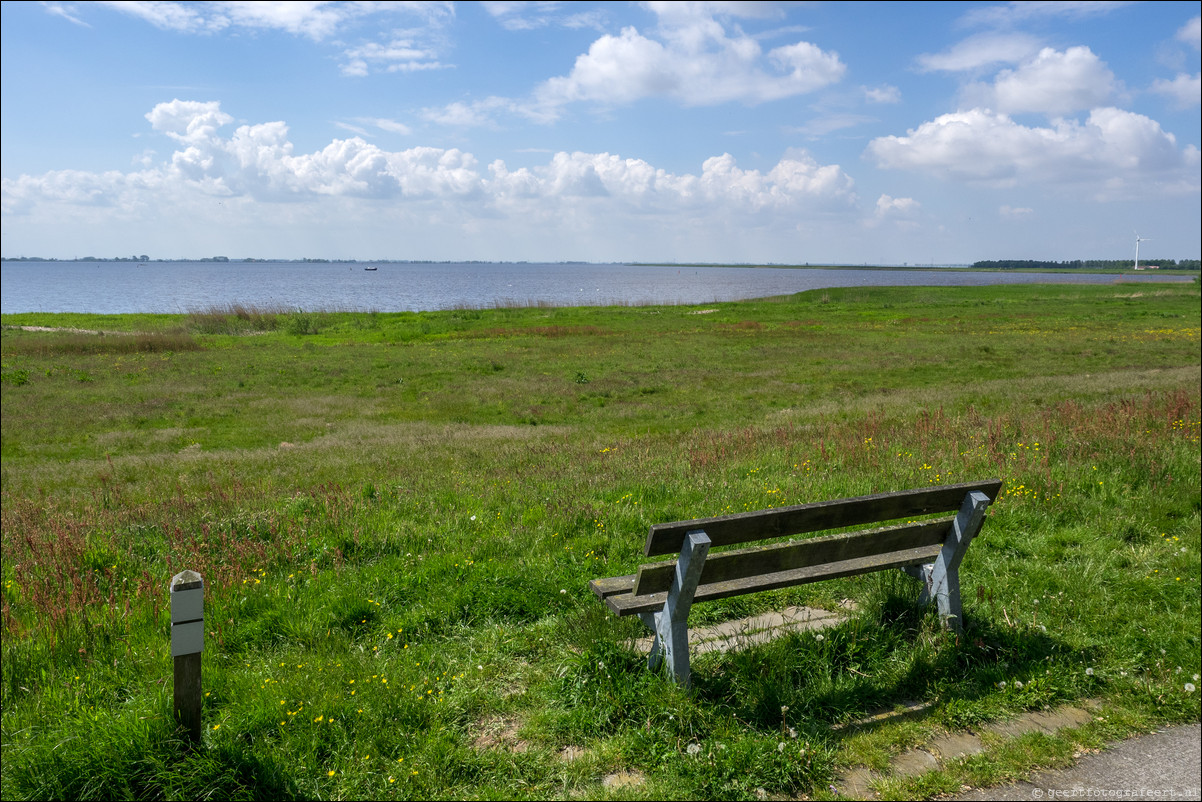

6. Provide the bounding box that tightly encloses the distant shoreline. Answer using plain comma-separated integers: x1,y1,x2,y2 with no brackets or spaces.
632,263,1200,275
3,258,1199,277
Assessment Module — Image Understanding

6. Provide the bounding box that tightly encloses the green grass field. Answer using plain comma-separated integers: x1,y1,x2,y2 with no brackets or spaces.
2,282,1199,800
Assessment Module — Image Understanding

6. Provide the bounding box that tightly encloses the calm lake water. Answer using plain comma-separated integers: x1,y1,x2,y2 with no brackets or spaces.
0,261,1189,314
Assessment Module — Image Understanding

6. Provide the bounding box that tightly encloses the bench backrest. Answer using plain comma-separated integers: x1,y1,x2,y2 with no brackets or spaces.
631,516,956,597
643,479,1003,557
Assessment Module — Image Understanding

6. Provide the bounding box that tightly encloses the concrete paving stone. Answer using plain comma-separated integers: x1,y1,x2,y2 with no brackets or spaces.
926,731,985,760
980,706,1095,740
696,606,839,641
726,607,826,633
694,629,775,655
633,606,846,655
983,717,1044,739
831,767,877,799
890,748,941,777
1026,706,1093,731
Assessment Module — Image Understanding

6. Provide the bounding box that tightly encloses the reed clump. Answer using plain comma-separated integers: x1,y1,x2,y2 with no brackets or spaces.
185,303,290,334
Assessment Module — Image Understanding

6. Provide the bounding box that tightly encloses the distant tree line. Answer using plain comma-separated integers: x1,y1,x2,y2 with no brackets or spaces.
5,255,152,262
973,259,1200,271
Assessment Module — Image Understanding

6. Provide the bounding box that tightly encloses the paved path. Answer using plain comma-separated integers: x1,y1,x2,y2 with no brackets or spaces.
953,722,1200,801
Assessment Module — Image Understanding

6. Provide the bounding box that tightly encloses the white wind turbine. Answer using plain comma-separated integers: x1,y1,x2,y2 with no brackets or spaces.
1134,231,1151,270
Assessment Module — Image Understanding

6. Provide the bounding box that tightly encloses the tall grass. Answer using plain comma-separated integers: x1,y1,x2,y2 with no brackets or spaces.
1,329,200,356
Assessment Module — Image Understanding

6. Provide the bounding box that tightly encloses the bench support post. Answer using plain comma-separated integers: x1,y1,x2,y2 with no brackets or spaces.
642,530,710,686
906,491,991,632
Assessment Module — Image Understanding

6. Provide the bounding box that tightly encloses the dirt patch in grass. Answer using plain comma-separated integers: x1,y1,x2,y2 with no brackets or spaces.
602,770,646,789
717,320,764,332
464,325,615,339
559,745,586,761
471,716,529,753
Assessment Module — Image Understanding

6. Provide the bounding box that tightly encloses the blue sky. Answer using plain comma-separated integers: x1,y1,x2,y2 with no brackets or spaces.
2,1,1199,263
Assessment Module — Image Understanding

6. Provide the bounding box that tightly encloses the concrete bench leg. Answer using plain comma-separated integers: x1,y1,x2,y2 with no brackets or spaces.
904,491,991,632
643,530,710,686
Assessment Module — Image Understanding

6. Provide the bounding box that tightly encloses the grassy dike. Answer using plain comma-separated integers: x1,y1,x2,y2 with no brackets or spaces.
2,283,1199,800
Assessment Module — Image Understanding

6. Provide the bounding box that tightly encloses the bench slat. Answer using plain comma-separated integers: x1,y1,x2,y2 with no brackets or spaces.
605,543,944,616
589,574,636,600
631,517,954,596
643,479,1002,556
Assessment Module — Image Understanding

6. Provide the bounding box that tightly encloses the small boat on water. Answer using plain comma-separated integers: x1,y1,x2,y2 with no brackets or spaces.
364,266,378,271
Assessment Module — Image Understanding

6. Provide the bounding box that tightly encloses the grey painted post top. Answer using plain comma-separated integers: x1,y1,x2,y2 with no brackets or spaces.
171,570,204,592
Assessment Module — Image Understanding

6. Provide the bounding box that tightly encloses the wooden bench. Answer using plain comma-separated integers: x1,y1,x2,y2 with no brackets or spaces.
589,480,1003,686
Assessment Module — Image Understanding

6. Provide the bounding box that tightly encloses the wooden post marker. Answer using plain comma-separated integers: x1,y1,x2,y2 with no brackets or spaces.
170,570,204,745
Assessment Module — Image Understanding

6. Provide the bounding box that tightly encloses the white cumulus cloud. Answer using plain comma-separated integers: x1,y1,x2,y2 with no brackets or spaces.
423,4,843,127
984,46,1117,115
145,99,234,144
3,101,859,232
528,9,844,119
866,106,1199,196
1152,72,1202,108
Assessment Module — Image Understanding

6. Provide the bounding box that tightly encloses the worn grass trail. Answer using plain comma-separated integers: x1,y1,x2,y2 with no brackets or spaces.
2,283,1199,800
